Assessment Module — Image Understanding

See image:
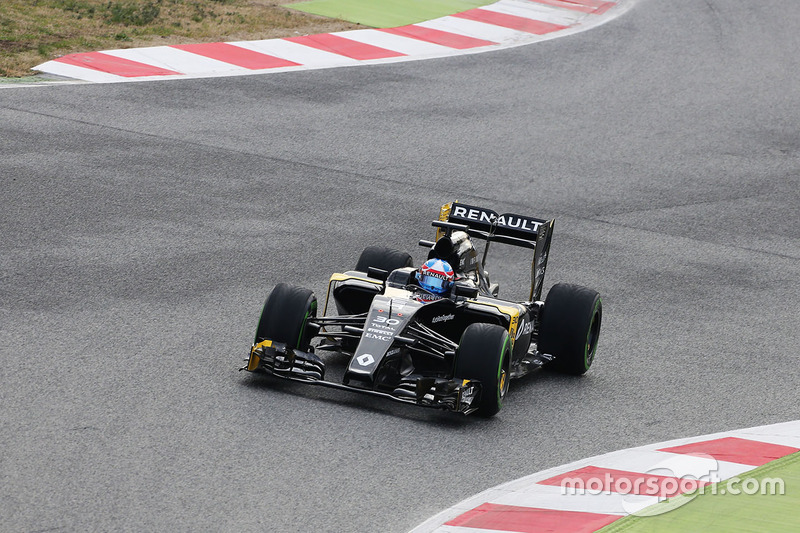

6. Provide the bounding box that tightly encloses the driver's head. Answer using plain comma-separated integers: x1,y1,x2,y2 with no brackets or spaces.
416,258,454,295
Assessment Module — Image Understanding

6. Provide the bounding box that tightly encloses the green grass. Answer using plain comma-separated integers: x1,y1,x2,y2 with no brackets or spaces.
288,0,494,28
599,452,800,533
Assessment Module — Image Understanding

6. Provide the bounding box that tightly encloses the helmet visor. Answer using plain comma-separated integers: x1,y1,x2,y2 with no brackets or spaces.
420,274,452,294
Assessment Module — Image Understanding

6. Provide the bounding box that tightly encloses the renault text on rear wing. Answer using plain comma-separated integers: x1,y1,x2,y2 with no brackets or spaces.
447,202,548,243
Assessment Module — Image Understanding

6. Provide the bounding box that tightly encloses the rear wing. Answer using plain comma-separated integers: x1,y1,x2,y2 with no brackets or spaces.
435,201,554,301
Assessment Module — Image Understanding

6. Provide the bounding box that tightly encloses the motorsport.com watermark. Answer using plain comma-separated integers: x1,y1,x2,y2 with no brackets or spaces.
560,473,785,497
558,455,786,517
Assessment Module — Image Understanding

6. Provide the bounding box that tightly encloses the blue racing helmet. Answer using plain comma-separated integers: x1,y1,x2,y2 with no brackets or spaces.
417,258,455,295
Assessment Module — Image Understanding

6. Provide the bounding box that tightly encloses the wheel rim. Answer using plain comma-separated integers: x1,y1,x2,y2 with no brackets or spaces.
500,369,509,400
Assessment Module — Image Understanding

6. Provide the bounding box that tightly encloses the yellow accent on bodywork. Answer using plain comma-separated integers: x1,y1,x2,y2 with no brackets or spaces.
435,201,454,241
328,272,364,284
247,339,272,371
469,301,521,347
508,314,519,343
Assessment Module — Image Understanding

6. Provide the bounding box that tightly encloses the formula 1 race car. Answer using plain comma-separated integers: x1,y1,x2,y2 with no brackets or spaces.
242,201,602,417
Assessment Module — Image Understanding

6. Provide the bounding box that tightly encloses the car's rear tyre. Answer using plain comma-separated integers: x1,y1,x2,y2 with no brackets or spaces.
255,283,317,351
538,283,602,375
453,323,512,417
355,246,413,274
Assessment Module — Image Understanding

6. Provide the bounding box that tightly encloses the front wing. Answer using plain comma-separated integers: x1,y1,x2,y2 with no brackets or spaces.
243,339,482,415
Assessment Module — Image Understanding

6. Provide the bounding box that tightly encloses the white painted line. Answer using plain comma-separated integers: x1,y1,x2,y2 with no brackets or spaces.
732,427,800,448
30,60,126,83
490,484,644,515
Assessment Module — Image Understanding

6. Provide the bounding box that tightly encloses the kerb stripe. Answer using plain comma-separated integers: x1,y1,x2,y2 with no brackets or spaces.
452,8,569,34
529,0,616,14
285,34,405,60
54,52,180,77
659,437,800,467
538,465,709,498
171,42,300,69
380,25,497,50
445,503,620,533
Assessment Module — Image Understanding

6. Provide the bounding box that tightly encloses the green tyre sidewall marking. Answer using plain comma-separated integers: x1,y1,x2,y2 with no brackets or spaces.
497,334,510,410
297,300,318,349
255,304,266,345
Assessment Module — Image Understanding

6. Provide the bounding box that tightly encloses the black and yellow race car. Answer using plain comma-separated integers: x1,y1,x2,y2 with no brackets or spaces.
242,201,602,417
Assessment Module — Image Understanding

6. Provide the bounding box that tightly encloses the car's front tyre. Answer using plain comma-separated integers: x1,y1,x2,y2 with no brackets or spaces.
453,323,512,417
255,283,317,351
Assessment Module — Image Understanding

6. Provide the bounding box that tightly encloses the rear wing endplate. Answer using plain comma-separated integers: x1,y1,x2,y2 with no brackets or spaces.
436,201,554,301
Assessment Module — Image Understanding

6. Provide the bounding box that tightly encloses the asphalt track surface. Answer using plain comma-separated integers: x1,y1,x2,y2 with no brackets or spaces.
1,1,798,531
